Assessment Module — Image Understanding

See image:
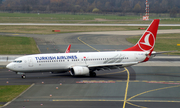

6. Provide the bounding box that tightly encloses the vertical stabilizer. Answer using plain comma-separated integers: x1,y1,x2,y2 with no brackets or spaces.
65,44,71,53
123,19,160,52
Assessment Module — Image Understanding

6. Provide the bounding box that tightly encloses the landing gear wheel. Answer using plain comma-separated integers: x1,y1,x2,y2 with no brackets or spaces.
90,72,96,77
21,75,26,79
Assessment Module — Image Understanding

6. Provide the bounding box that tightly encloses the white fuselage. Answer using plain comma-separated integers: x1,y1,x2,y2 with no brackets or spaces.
6,51,147,73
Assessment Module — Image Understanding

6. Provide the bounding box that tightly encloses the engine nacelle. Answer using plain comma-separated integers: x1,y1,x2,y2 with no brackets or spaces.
70,66,89,76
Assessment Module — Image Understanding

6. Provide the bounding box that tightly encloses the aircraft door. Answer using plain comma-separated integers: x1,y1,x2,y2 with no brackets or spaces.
28,57,33,67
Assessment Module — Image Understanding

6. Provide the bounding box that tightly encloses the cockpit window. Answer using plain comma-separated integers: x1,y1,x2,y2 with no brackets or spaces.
13,60,22,63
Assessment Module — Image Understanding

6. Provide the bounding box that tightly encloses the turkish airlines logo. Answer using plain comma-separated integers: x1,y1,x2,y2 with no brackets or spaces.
138,31,155,51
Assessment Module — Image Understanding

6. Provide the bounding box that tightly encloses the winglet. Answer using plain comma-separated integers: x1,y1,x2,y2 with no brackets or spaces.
65,44,71,53
123,19,160,52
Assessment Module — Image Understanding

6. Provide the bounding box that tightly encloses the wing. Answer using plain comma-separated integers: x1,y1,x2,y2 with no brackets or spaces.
88,62,139,71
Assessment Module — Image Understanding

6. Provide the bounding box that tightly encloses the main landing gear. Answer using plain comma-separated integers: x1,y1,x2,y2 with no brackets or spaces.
89,71,96,77
21,75,26,79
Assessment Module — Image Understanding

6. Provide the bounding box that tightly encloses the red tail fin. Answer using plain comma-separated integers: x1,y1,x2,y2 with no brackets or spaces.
123,19,160,52
65,44,71,53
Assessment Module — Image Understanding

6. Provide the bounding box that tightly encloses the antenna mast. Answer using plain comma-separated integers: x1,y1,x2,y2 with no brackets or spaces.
143,0,149,20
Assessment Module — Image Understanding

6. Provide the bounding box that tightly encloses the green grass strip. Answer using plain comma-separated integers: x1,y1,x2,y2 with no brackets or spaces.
0,36,40,54
0,26,180,35
0,85,30,102
0,13,180,24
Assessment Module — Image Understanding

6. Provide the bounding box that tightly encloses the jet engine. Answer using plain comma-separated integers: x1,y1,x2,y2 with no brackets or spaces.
70,66,89,76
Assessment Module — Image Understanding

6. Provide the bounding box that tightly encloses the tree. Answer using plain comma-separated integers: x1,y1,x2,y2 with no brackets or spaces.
0,0,2,4
161,0,168,8
96,1,102,8
87,0,95,4
133,2,141,13
105,2,110,8
0,0,179,14
170,7,178,17
121,1,131,12
92,7,100,13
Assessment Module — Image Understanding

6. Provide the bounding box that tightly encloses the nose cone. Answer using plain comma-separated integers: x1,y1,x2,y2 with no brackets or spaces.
6,63,13,70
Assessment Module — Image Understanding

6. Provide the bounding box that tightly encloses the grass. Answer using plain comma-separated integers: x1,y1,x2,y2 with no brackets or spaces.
0,36,40,54
0,13,140,20
0,25,180,34
126,33,180,55
0,67,6,69
0,85,30,102
0,25,127,34
0,13,180,24
0,13,140,23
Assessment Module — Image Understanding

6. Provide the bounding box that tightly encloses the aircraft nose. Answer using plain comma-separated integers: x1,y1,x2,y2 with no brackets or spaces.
6,63,13,70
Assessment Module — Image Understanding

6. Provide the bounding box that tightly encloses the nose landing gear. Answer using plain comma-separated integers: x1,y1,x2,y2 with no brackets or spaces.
21,75,26,79
16,72,26,79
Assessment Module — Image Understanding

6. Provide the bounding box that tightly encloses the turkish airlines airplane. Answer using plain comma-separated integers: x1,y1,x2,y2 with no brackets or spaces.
6,19,160,79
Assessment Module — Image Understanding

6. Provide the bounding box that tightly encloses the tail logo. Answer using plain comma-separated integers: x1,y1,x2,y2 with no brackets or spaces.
138,31,155,51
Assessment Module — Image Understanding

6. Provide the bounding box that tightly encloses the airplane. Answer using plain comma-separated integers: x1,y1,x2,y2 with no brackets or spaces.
6,19,160,79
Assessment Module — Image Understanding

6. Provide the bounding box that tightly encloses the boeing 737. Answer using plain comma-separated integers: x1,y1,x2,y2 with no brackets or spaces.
6,19,160,79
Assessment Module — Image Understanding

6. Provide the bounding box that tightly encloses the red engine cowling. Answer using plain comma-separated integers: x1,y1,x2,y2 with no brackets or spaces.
70,66,89,76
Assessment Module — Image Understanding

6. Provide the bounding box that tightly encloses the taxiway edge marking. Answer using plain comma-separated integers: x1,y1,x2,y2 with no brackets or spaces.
77,36,100,52
123,67,130,108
